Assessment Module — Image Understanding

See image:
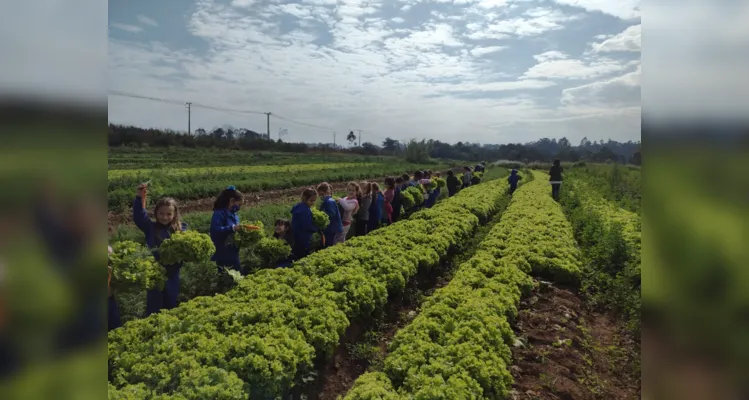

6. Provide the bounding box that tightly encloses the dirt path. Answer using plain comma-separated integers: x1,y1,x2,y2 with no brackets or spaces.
510,281,640,400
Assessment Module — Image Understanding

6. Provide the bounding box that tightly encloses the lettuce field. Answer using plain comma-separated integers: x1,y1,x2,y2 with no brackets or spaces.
100,156,643,400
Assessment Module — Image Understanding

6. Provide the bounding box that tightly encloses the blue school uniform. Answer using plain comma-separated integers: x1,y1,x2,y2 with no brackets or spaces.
368,192,384,231
133,196,188,316
209,208,241,271
391,186,402,222
319,196,343,247
431,188,441,206
291,202,319,258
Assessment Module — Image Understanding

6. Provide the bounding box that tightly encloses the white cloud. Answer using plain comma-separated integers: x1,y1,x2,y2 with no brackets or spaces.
466,8,577,39
392,17,405,24
523,52,629,80
549,0,640,20
471,45,506,57
593,24,640,52
533,50,567,62
561,66,641,108
136,15,159,27
110,23,142,33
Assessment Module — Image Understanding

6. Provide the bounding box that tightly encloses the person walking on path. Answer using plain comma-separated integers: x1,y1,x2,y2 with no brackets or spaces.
508,169,522,195
549,159,563,200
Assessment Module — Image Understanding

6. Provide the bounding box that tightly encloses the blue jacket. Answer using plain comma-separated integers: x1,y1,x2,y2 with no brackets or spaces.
508,170,521,187
369,192,384,222
291,202,318,255
319,196,343,234
133,196,188,263
210,209,240,264
392,187,402,211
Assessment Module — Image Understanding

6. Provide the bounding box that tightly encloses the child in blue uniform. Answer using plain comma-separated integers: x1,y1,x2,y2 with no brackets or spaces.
133,184,188,316
291,188,320,258
317,182,343,246
210,186,244,273
368,182,385,232
391,177,403,222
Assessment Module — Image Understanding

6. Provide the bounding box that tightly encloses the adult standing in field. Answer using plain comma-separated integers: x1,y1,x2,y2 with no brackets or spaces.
549,159,563,200
210,186,243,274
356,182,373,236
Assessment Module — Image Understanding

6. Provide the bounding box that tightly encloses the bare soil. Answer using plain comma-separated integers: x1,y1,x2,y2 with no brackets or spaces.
510,281,640,400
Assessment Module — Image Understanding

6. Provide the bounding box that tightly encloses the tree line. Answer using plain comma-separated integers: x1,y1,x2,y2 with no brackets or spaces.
109,124,641,165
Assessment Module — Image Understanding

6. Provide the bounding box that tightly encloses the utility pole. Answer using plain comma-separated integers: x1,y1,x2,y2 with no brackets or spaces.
333,132,336,148
264,112,271,140
185,102,192,135
357,129,363,146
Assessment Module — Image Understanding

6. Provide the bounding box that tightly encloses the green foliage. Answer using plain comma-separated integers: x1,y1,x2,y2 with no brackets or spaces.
403,186,423,208
345,173,585,399
158,230,215,265
560,176,641,335
403,139,432,163
400,190,415,209
109,241,166,291
179,260,222,302
311,208,330,230
234,221,265,248
108,177,512,399
254,237,292,266
434,177,446,189
345,372,400,400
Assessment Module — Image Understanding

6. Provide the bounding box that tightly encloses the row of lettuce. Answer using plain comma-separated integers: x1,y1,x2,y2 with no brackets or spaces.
560,174,641,334
109,175,459,326
107,176,511,399
343,172,582,399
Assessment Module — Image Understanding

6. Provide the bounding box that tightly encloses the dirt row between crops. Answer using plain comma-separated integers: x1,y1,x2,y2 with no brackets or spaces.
510,281,640,400
108,168,466,230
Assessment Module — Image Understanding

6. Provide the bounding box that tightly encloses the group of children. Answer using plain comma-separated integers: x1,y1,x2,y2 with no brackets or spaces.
108,166,488,331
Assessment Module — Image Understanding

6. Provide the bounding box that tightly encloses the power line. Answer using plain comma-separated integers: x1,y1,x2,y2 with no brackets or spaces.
108,90,267,115
272,113,336,131
109,90,395,143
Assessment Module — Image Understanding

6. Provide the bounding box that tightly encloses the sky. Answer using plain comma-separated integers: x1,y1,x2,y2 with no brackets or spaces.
106,0,644,146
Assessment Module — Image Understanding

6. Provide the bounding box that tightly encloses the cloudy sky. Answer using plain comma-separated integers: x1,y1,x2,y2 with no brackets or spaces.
108,0,642,146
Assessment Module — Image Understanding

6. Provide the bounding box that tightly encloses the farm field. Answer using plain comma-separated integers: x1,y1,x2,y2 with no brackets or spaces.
107,147,457,216
102,152,642,400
